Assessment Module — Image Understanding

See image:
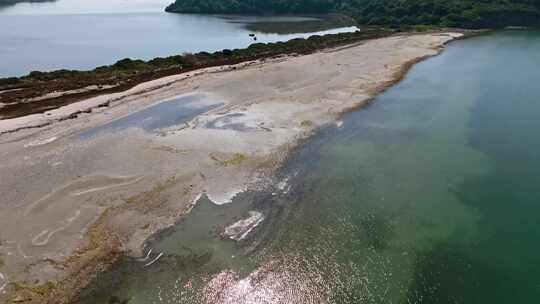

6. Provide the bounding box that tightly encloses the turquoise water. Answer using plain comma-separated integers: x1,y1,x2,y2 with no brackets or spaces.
0,0,356,77
79,31,540,303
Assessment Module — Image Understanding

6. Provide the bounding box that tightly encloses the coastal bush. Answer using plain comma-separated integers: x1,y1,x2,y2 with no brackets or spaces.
0,29,390,96
0,77,20,86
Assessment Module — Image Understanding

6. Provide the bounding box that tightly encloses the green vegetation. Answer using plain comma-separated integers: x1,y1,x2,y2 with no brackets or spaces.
166,0,340,14
3,29,388,90
210,152,248,166
220,153,247,166
166,0,540,28
151,145,191,154
0,0,55,6
124,182,167,205
300,120,314,127
0,29,391,118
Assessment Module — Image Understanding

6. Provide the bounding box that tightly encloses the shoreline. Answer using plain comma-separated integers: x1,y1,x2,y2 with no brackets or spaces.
0,31,464,303
0,29,391,120
0,29,479,135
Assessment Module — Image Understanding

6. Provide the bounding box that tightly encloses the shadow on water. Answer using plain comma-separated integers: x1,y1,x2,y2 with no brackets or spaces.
79,94,223,139
405,243,486,304
237,15,357,34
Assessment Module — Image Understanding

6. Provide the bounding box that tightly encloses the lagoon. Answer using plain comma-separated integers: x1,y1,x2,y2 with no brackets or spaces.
0,0,356,77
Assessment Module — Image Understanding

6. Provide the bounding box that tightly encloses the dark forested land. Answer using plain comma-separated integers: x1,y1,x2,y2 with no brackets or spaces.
165,0,540,28
0,0,55,6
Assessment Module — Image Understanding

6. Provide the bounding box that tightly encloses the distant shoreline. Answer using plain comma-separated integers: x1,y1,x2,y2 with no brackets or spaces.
165,0,540,29
0,28,390,120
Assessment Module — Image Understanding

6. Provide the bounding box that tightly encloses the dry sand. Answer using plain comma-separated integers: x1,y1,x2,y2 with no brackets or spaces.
0,32,462,302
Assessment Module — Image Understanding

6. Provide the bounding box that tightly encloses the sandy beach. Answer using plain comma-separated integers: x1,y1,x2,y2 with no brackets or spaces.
0,32,462,303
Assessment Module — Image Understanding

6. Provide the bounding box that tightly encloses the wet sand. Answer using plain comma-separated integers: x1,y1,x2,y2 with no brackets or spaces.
0,32,462,303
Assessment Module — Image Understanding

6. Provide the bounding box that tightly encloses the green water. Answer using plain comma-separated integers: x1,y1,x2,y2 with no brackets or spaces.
79,31,540,303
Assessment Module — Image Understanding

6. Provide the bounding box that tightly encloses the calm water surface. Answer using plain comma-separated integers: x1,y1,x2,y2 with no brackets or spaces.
79,31,540,303
0,0,356,77
78,94,223,139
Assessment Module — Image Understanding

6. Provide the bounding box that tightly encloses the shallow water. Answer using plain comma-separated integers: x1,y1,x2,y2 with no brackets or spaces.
0,0,357,77
79,31,540,303
79,94,222,139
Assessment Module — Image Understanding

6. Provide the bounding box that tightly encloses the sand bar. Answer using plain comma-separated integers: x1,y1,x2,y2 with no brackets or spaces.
0,32,462,303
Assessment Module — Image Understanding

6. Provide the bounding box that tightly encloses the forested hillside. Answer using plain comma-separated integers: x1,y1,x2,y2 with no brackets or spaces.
165,0,540,28
0,0,55,6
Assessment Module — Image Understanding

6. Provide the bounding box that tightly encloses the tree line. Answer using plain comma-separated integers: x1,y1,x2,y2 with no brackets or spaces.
165,0,540,28
0,0,55,5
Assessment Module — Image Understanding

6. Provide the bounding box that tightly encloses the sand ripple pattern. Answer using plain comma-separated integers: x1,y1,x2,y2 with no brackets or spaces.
6,175,143,259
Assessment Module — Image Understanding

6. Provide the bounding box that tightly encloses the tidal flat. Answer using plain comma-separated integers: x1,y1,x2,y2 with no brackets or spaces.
0,32,461,303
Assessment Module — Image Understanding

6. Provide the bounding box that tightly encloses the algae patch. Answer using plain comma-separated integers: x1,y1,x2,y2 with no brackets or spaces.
124,177,177,206
211,153,247,166
151,145,191,154
11,281,58,303
300,120,314,127
125,183,165,205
